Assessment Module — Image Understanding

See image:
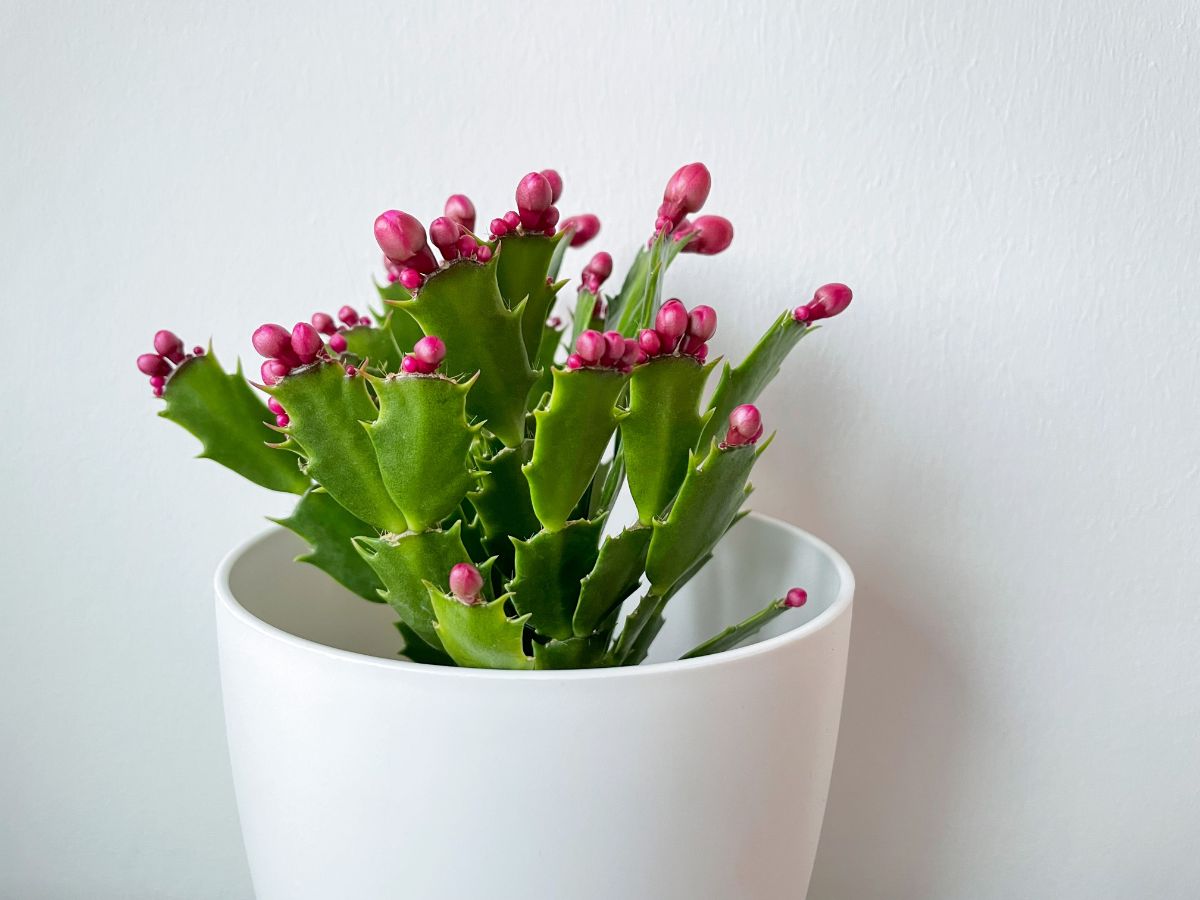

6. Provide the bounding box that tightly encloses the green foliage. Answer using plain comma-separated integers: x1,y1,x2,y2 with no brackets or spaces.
158,351,308,494
495,232,566,358
271,488,382,602
429,587,532,670
470,442,540,574
341,323,402,372
573,525,651,637
507,517,605,640
679,596,797,659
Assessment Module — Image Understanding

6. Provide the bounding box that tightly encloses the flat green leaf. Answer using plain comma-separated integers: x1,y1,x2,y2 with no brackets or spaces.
430,587,532,670
533,629,612,669
508,517,605,640
469,442,540,577
495,232,566,358
573,525,651,637
270,488,382,602
269,362,407,533
527,320,564,410
158,351,308,494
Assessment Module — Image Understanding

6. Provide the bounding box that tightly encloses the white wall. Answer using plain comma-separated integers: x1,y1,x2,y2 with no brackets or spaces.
3,1,1198,897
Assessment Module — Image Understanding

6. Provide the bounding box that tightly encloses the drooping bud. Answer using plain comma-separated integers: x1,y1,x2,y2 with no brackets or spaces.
794,283,853,323
449,562,485,605
443,194,476,233
687,305,718,342
329,332,347,353
252,324,292,359
291,322,323,364
724,404,763,447
784,588,808,608
429,216,463,261
581,251,613,293
311,312,336,335
575,330,606,365
663,162,711,215
654,299,689,349
413,335,446,368
681,215,734,255
137,353,171,377
260,359,291,385
540,169,563,203
516,172,553,228
637,329,661,356
559,214,601,247
153,330,185,364
374,210,430,264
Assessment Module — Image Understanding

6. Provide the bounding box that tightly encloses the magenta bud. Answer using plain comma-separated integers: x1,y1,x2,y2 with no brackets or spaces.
137,353,171,377
694,342,709,362
784,587,808,608
260,359,291,385
687,305,718,341
516,171,553,216
252,324,292,359
399,268,422,290
682,215,734,255
560,214,600,247
601,330,624,366
291,322,322,363
620,338,640,367
413,335,446,367
456,234,477,256
338,306,359,328
489,218,509,237
795,283,853,322
374,210,428,262
539,206,560,233
149,375,165,388
401,354,421,374
193,346,205,356
655,299,689,346
663,162,712,215
152,385,163,398
503,210,521,229
725,404,763,446
680,334,706,357
638,329,661,356
266,397,284,415
449,562,485,603
329,333,347,353
153,330,185,363
540,168,563,203
275,414,290,427
566,353,584,370
312,312,336,335
575,330,605,365
429,216,462,259
444,194,476,233
583,251,613,286
475,245,492,262
360,316,372,326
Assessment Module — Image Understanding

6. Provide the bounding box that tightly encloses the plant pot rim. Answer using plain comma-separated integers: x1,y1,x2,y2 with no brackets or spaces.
215,511,854,682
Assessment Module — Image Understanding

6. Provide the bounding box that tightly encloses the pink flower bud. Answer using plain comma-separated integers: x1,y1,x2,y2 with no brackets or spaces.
336,306,357,328
620,338,640,368
291,322,323,363
681,215,734,255
275,414,290,427
794,283,853,322
687,305,717,341
153,330,185,364
582,251,613,292
329,333,347,353
539,206,560,233
784,588,808,608
260,359,291,385
401,354,421,374
443,194,476,233
559,213,601,247
679,335,705,358
374,210,428,262
399,268,422,290
413,335,446,367
192,346,205,356
360,316,372,326
602,331,625,366
566,354,584,370
137,353,171,377
429,216,463,260
252,324,292,359
312,312,336,335
345,365,358,377
575,330,605,365
540,169,563,203
151,384,163,397
655,299,689,348
724,404,763,446
475,245,492,262
663,162,712,215
489,218,509,237
449,562,485,604
456,234,477,256
516,172,553,217
503,210,521,229
149,375,165,389
638,329,661,356
266,397,285,415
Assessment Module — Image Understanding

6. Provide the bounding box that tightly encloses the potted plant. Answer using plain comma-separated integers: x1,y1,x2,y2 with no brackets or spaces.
137,163,855,900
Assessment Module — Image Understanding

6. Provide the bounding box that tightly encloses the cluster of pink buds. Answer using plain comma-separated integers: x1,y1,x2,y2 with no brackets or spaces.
566,329,640,373
558,213,601,247
448,562,485,606
580,251,613,295
429,194,492,266
794,283,853,323
636,299,716,363
136,330,205,396
490,169,563,238
375,210,439,290
400,335,447,375
722,404,764,448
655,162,711,234
253,320,329,385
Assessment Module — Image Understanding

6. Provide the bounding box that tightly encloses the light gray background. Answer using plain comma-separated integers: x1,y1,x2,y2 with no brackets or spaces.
3,2,1198,898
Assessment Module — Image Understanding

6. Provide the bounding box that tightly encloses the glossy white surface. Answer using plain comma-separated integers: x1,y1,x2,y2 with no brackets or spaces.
215,514,853,900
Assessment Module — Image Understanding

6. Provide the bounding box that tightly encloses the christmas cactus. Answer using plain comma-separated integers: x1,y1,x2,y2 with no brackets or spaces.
136,163,852,669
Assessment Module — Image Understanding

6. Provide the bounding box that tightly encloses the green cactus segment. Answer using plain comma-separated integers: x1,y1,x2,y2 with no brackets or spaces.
528,321,563,409
622,356,714,524
340,324,402,372
645,440,765,596
158,351,308,494
390,258,535,447
697,312,814,450
611,232,694,336
571,288,601,344
533,630,612,669
606,246,649,334
610,591,668,666
395,621,455,666
495,233,565,358
507,517,605,640
381,305,424,350
429,587,533,670
354,522,475,651
680,597,797,660
573,525,652,637
525,368,629,532
470,443,540,562
366,374,479,532
269,363,408,533
270,488,382,602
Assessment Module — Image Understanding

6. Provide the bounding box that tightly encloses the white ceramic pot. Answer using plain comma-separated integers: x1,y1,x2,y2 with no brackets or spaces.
215,512,854,900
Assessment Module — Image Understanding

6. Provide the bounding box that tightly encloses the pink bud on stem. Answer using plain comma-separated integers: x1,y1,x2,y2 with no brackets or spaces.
291,322,322,364
539,206,560,235
412,335,446,369
489,218,509,238
260,359,291,385
601,331,625,366
540,169,563,203
516,172,553,228
559,214,601,247
266,397,285,416
312,312,336,335
654,299,689,350
449,562,485,605
638,329,661,356
686,305,718,342
575,330,606,366
338,306,360,328
663,162,712,215
252,324,299,366
399,268,423,290
153,330,185,364
794,283,853,323
680,215,734,255
723,404,763,447
475,245,492,262
784,588,808,608
443,194,476,233
137,353,171,377
374,210,429,263
581,251,613,293
329,333,347,353
429,216,463,261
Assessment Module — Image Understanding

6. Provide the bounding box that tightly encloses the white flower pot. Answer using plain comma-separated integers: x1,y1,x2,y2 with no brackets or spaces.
215,512,854,900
